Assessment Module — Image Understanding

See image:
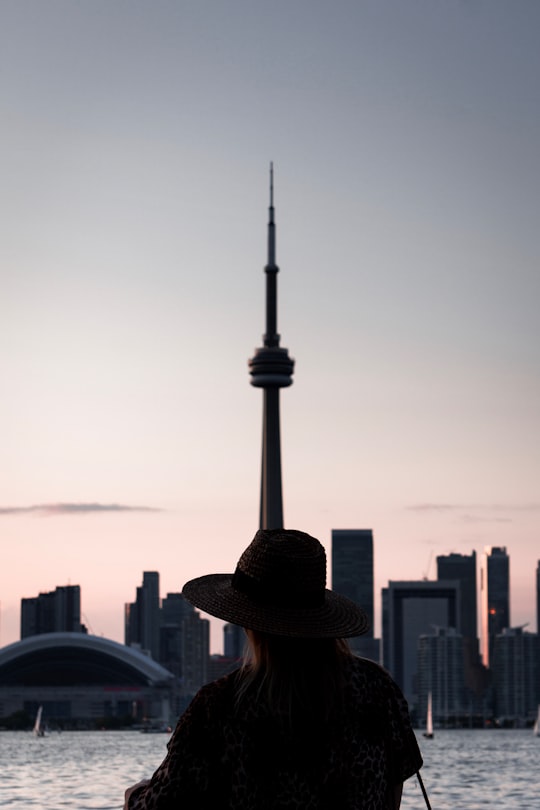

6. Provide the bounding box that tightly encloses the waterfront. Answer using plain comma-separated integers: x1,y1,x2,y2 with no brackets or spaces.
0,729,538,809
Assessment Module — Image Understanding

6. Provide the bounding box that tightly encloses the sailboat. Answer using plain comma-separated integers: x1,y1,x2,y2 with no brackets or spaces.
533,705,540,737
33,705,46,737
423,692,434,739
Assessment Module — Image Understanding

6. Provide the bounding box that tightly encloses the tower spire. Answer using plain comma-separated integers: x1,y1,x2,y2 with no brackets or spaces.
264,162,279,348
268,163,276,267
268,162,275,266
248,166,294,529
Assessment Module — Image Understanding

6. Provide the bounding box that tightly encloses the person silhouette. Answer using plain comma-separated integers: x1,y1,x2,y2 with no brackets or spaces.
124,529,423,809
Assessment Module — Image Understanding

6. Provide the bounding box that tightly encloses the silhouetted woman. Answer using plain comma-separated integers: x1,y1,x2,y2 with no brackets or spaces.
124,529,422,809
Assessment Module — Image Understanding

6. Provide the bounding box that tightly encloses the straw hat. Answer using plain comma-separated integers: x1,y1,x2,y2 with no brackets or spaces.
182,529,369,638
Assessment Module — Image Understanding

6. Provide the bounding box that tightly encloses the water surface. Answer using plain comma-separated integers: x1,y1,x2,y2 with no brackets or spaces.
1,729,538,809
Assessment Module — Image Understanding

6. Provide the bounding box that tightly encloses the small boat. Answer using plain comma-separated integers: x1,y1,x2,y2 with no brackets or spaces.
423,692,434,739
33,705,46,737
533,705,540,737
140,724,172,734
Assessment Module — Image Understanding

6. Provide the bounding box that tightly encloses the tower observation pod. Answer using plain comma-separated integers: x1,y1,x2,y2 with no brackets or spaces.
248,164,294,529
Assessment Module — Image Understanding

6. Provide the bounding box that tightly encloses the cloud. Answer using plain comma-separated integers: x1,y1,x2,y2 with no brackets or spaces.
0,503,161,517
459,514,512,525
407,504,460,512
407,503,540,514
406,502,540,526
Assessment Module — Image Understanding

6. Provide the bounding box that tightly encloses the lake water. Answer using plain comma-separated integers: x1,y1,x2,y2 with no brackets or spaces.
1,729,538,809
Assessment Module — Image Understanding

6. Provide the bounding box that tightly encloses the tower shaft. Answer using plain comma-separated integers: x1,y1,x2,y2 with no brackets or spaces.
260,387,284,528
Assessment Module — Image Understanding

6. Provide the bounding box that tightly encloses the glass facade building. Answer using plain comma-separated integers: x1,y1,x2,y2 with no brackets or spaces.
331,529,374,637
417,627,465,725
382,579,460,711
480,547,510,668
21,585,84,638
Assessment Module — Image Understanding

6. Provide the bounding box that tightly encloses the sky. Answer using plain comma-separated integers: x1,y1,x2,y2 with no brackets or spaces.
1,1,539,653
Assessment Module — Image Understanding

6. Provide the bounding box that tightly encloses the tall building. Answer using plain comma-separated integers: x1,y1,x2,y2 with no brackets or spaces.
331,530,374,634
437,552,477,640
437,551,484,702
21,585,84,638
536,560,540,636
124,587,142,648
480,546,510,668
180,610,210,697
382,579,460,711
125,571,161,660
417,627,465,726
159,593,209,698
248,165,294,529
126,580,210,699
223,623,245,659
141,572,160,661
331,529,379,660
161,592,191,626
491,627,540,723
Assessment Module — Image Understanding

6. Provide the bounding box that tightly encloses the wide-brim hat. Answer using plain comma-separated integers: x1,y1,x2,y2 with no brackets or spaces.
182,529,369,638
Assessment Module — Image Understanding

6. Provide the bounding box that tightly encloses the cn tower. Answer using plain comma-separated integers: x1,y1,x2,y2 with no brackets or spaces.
248,165,294,529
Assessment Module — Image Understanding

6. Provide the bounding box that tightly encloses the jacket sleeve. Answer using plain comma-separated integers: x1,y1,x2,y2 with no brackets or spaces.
126,684,224,810
383,671,423,784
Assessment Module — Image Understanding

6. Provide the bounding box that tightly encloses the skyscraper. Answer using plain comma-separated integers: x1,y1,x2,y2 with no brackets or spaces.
332,529,374,636
124,587,142,648
480,546,510,668
536,560,540,636
249,165,294,529
417,627,465,725
160,592,209,698
223,623,245,659
437,551,477,641
437,551,484,704
491,627,540,722
125,579,210,696
125,571,161,660
332,529,379,661
141,571,160,661
382,579,460,710
21,584,84,638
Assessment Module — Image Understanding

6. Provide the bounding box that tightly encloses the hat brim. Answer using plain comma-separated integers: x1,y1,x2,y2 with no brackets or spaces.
182,573,369,638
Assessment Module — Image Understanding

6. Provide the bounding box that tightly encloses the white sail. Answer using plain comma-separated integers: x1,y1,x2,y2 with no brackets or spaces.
533,705,540,737
33,705,44,737
423,692,434,738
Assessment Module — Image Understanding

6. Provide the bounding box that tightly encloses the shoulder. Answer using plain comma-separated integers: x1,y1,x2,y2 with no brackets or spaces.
166,670,240,754
346,655,400,691
344,656,411,715
180,670,240,721
198,669,240,701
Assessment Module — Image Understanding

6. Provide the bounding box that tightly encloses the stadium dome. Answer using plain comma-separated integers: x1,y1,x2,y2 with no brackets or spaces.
0,632,174,687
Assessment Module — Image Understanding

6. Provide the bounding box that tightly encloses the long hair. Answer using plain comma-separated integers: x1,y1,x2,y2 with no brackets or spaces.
237,630,352,730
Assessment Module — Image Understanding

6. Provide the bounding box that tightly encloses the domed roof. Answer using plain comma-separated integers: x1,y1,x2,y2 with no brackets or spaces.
0,633,174,687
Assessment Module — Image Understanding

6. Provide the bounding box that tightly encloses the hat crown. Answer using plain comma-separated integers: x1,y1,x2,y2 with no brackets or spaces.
235,529,327,605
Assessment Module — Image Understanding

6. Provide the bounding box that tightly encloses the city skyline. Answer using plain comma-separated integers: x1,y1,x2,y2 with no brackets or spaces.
10,543,539,655
2,2,539,652
9,544,538,723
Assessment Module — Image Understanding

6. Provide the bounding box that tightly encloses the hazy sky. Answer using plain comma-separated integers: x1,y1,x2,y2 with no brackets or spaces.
2,1,539,652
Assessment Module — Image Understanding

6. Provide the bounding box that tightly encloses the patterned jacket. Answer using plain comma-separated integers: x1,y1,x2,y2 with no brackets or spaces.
126,656,422,809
